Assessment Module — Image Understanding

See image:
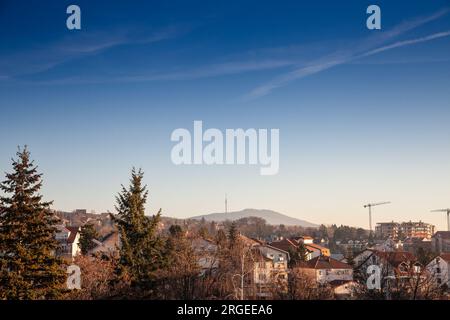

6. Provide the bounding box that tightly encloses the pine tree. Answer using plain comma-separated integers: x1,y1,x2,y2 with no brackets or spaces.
0,147,65,299
79,223,99,255
288,243,308,268
228,222,239,247
112,168,166,292
215,229,227,247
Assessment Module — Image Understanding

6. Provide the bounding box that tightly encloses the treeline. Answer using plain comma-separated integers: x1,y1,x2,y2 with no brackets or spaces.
164,216,369,244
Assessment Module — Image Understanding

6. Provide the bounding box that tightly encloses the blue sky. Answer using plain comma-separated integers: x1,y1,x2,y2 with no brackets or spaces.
1,1,450,229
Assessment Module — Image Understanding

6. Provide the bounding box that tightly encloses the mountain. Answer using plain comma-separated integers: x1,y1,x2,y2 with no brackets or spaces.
190,208,318,228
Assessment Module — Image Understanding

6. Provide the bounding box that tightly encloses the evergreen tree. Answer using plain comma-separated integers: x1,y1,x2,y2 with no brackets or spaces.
227,222,239,247
112,168,166,292
0,147,65,299
215,229,227,247
288,243,308,268
79,223,99,255
169,224,183,237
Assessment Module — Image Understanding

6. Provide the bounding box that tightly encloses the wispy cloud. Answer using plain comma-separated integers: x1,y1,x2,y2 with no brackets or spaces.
245,8,450,99
0,25,190,79
2,8,448,90
359,31,450,58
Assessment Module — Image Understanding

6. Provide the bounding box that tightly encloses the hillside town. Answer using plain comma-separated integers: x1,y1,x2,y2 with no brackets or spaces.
53,207,450,300
1,148,450,300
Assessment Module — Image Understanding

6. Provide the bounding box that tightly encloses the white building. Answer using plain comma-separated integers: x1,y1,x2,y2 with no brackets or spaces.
56,226,81,260
191,238,219,273
432,231,450,253
426,253,450,288
298,255,353,284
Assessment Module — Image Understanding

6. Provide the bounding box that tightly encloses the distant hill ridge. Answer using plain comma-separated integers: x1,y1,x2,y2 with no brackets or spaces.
191,208,318,228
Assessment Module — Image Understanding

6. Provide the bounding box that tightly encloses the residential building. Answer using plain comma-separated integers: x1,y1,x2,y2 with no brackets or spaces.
191,238,219,274
375,222,399,239
89,231,120,257
269,236,330,261
297,255,353,284
426,253,450,288
403,237,432,255
55,225,81,260
375,221,435,240
432,231,450,253
354,249,422,279
338,240,368,255
401,221,435,239
248,245,289,299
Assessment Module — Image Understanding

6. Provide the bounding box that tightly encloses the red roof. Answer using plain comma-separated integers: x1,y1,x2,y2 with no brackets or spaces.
66,226,80,244
438,253,450,262
373,250,417,268
300,256,352,270
269,238,299,252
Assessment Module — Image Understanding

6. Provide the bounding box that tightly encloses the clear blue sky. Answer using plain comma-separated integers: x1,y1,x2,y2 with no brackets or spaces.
1,1,450,229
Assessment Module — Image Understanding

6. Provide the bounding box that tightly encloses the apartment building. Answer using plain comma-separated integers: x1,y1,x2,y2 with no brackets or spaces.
375,221,435,240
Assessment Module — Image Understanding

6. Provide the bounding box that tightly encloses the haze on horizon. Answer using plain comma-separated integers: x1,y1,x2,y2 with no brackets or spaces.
1,1,450,230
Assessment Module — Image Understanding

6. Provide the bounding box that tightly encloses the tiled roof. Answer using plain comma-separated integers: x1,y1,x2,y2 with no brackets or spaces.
372,250,417,267
66,226,80,244
269,238,299,252
305,243,328,252
438,253,450,262
300,255,352,270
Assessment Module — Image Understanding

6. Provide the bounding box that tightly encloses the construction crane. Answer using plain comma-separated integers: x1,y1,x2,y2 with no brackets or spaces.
363,202,391,235
430,209,450,231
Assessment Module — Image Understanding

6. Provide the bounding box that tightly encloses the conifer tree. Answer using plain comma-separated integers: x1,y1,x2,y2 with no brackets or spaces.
288,243,308,268
112,168,166,292
0,147,65,299
79,223,99,255
228,222,239,247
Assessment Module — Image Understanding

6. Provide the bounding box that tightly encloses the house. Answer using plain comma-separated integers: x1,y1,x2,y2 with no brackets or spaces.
269,236,330,261
89,231,120,257
403,237,432,255
304,243,330,258
426,253,450,289
247,244,289,299
372,238,403,252
338,240,368,255
354,249,422,279
296,255,353,285
55,225,81,260
432,231,450,253
191,238,219,274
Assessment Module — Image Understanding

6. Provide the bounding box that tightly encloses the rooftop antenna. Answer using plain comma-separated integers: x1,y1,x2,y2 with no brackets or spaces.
430,209,450,231
363,202,391,235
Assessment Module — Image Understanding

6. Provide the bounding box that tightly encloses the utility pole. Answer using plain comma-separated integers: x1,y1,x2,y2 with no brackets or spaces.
430,209,450,231
241,251,244,300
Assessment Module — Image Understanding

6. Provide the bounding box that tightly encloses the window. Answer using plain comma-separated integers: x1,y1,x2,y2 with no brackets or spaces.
259,274,266,281
436,267,441,274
